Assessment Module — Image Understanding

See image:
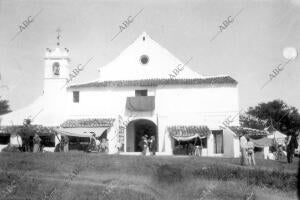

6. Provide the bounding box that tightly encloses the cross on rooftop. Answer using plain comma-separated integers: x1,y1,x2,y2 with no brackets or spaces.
56,28,61,46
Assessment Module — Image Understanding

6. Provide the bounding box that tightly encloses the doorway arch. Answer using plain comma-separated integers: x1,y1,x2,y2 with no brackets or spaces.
126,119,157,152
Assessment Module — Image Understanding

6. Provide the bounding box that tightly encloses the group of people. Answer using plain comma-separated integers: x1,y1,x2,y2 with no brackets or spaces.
31,133,110,153
240,135,256,166
240,132,299,166
139,135,156,155
90,133,109,153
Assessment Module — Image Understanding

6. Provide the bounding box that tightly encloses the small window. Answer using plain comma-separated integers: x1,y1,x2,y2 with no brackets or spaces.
52,62,60,76
135,90,147,96
140,55,149,65
73,91,79,103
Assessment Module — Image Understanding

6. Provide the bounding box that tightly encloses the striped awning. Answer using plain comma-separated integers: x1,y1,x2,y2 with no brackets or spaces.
168,125,211,141
250,138,274,148
60,118,115,128
229,126,268,137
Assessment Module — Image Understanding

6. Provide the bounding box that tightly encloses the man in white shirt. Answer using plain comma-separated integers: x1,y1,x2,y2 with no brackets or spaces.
240,135,248,166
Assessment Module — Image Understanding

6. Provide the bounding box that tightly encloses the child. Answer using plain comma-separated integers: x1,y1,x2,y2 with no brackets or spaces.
247,137,256,166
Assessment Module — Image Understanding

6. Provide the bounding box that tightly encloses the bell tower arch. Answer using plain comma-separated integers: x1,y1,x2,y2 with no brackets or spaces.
43,28,70,95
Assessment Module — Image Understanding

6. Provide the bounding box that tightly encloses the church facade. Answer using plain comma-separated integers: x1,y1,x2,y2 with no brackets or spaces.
0,32,241,157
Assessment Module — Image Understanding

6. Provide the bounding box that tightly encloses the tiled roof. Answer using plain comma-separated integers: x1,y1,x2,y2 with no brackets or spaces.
60,118,115,128
229,126,269,137
0,125,59,136
69,76,237,89
168,125,211,138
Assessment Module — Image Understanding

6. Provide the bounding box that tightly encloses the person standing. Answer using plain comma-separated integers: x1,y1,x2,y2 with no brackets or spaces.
144,135,150,156
188,143,195,156
63,135,69,152
286,132,298,163
149,136,156,155
33,133,41,153
247,137,256,166
100,138,106,152
95,138,100,152
142,135,148,155
240,134,248,166
90,133,97,151
194,144,203,157
116,141,122,153
104,138,109,153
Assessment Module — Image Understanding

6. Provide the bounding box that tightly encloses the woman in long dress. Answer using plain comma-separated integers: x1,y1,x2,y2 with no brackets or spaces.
33,134,41,153
142,136,148,155
63,135,69,152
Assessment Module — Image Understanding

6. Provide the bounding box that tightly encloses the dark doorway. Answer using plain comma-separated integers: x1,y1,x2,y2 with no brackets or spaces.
212,130,224,154
126,119,157,152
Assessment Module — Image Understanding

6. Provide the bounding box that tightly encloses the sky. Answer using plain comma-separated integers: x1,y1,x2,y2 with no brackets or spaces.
0,0,300,113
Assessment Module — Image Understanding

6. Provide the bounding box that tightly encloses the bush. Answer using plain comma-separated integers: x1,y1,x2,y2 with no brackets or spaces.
1,145,21,152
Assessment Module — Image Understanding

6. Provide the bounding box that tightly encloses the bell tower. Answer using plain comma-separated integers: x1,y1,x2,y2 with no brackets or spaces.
44,28,70,95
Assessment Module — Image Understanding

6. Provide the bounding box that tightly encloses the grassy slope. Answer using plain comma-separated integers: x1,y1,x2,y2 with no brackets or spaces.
0,152,298,200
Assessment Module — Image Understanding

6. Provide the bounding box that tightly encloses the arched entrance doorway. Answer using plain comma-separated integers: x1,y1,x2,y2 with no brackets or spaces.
126,119,157,152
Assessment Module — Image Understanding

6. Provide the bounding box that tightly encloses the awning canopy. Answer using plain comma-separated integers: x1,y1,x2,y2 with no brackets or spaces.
250,137,274,148
126,96,155,112
229,126,268,137
267,130,286,145
56,127,108,138
58,118,115,138
60,118,115,128
168,125,211,141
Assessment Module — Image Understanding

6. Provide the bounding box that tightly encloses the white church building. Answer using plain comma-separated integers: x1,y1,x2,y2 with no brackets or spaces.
0,32,242,157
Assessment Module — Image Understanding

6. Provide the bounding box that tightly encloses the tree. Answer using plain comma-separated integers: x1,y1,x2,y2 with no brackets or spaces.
0,97,11,115
239,114,267,130
5,118,58,152
240,99,300,135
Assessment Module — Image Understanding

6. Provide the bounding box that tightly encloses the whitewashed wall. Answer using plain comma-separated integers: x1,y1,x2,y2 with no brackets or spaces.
223,129,235,157
66,85,239,122
62,84,239,155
